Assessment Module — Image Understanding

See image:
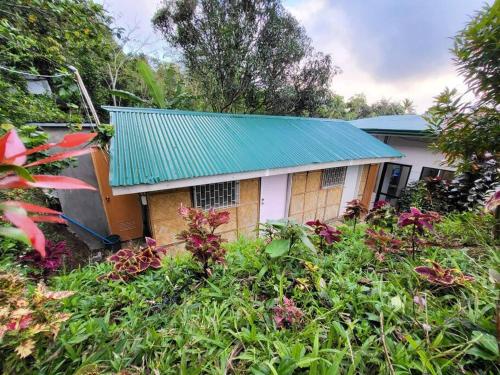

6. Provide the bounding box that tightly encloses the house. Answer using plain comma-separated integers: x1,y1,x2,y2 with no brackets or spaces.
351,115,455,206
103,107,402,246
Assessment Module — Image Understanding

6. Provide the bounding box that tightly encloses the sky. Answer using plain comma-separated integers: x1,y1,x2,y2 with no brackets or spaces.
96,0,490,114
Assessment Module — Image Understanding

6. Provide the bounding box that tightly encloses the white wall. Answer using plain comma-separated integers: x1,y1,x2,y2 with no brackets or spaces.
378,136,454,183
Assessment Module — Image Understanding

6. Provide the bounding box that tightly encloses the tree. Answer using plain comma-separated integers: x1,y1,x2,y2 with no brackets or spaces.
153,0,337,115
0,0,117,120
318,93,413,120
426,2,499,172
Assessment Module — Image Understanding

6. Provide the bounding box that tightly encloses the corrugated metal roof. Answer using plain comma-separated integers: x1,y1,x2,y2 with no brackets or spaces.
104,107,403,187
351,115,431,135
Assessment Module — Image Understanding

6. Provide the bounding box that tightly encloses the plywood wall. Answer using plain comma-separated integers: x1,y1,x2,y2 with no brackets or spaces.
148,178,260,246
288,171,343,223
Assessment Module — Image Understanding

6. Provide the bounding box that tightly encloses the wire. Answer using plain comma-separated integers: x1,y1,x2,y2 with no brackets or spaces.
0,65,70,78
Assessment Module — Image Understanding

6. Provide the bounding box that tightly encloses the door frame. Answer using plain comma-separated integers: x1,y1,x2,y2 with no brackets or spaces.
375,162,412,202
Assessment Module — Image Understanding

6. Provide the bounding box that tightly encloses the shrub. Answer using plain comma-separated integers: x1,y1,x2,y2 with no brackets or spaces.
365,200,397,231
100,237,168,281
398,207,441,258
415,260,474,287
0,272,73,369
177,206,229,276
364,228,401,261
272,297,303,329
261,220,316,258
306,219,341,251
343,199,367,230
19,240,70,276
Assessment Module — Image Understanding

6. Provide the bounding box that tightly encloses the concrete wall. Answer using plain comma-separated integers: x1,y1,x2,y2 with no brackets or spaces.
288,171,343,223
44,126,109,249
148,178,260,247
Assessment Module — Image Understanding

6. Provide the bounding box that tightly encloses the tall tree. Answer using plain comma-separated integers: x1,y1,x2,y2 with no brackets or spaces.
426,2,499,172
153,0,337,115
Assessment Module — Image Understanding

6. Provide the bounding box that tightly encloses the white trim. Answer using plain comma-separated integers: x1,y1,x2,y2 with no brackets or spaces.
111,157,401,196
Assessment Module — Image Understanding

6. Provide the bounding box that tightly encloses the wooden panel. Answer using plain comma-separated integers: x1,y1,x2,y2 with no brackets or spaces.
91,148,143,241
361,164,379,208
148,178,260,246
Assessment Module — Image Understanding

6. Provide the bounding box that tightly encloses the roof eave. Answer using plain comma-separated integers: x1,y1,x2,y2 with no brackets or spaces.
362,129,433,137
111,156,402,196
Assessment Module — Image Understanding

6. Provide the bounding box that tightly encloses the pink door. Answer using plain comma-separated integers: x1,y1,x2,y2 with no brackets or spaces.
259,174,289,223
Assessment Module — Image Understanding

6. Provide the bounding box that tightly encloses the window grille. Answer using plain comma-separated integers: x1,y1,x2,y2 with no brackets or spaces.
193,181,240,210
321,167,347,188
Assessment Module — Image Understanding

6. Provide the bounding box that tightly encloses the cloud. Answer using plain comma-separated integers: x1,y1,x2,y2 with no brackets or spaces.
285,0,489,112
96,0,490,113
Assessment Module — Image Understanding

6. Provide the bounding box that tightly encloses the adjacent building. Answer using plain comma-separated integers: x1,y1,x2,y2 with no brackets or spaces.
351,115,455,206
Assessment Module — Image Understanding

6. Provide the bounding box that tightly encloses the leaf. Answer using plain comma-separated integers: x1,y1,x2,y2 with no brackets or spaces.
15,339,35,358
3,210,45,257
137,59,166,108
0,227,30,245
2,201,60,214
57,133,97,148
0,129,27,166
110,89,147,103
0,175,96,190
469,331,499,359
265,239,290,258
390,295,404,311
0,165,35,181
300,234,317,253
25,148,91,167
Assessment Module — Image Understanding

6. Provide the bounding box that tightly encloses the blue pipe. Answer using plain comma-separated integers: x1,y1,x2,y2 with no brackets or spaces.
60,213,113,244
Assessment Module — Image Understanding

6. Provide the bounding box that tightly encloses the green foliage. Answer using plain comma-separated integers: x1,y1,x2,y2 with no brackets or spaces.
0,0,117,121
0,272,74,373
453,1,499,106
318,93,415,120
7,212,496,374
136,59,167,108
426,2,499,173
153,0,337,115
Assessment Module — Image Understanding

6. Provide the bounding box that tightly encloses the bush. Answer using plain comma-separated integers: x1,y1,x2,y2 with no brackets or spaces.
14,215,496,374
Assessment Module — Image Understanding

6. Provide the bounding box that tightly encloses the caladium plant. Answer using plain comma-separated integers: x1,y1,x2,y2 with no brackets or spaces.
415,260,474,287
343,199,367,230
177,206,229,276
398,207,441,258
365,228,401,262
272,297,303,329
101,237,168,281
306,219,342,251
0,129,96,257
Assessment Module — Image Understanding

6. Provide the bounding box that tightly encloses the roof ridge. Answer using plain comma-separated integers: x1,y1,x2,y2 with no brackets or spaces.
101,105,348,123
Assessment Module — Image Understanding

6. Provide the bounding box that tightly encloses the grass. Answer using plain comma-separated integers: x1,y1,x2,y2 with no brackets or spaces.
3,213,499,374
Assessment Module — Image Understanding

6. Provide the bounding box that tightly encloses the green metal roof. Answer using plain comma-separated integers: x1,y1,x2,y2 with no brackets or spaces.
104,107,403,187
351,115,432,136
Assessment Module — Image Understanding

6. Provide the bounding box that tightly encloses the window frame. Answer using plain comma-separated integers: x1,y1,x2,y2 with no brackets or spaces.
419,167,454,181
192,180,240,210
321,167,347,189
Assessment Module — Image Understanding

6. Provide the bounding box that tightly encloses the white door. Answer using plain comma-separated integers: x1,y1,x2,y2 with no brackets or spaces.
259,174,289,223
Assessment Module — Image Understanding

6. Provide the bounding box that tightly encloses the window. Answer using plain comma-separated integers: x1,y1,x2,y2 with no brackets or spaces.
420,167,454,181
193,181,240,210
321,167,347,188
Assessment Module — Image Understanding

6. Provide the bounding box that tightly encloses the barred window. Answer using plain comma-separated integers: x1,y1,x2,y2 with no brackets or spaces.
321,167,347,188
193,181,240,210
